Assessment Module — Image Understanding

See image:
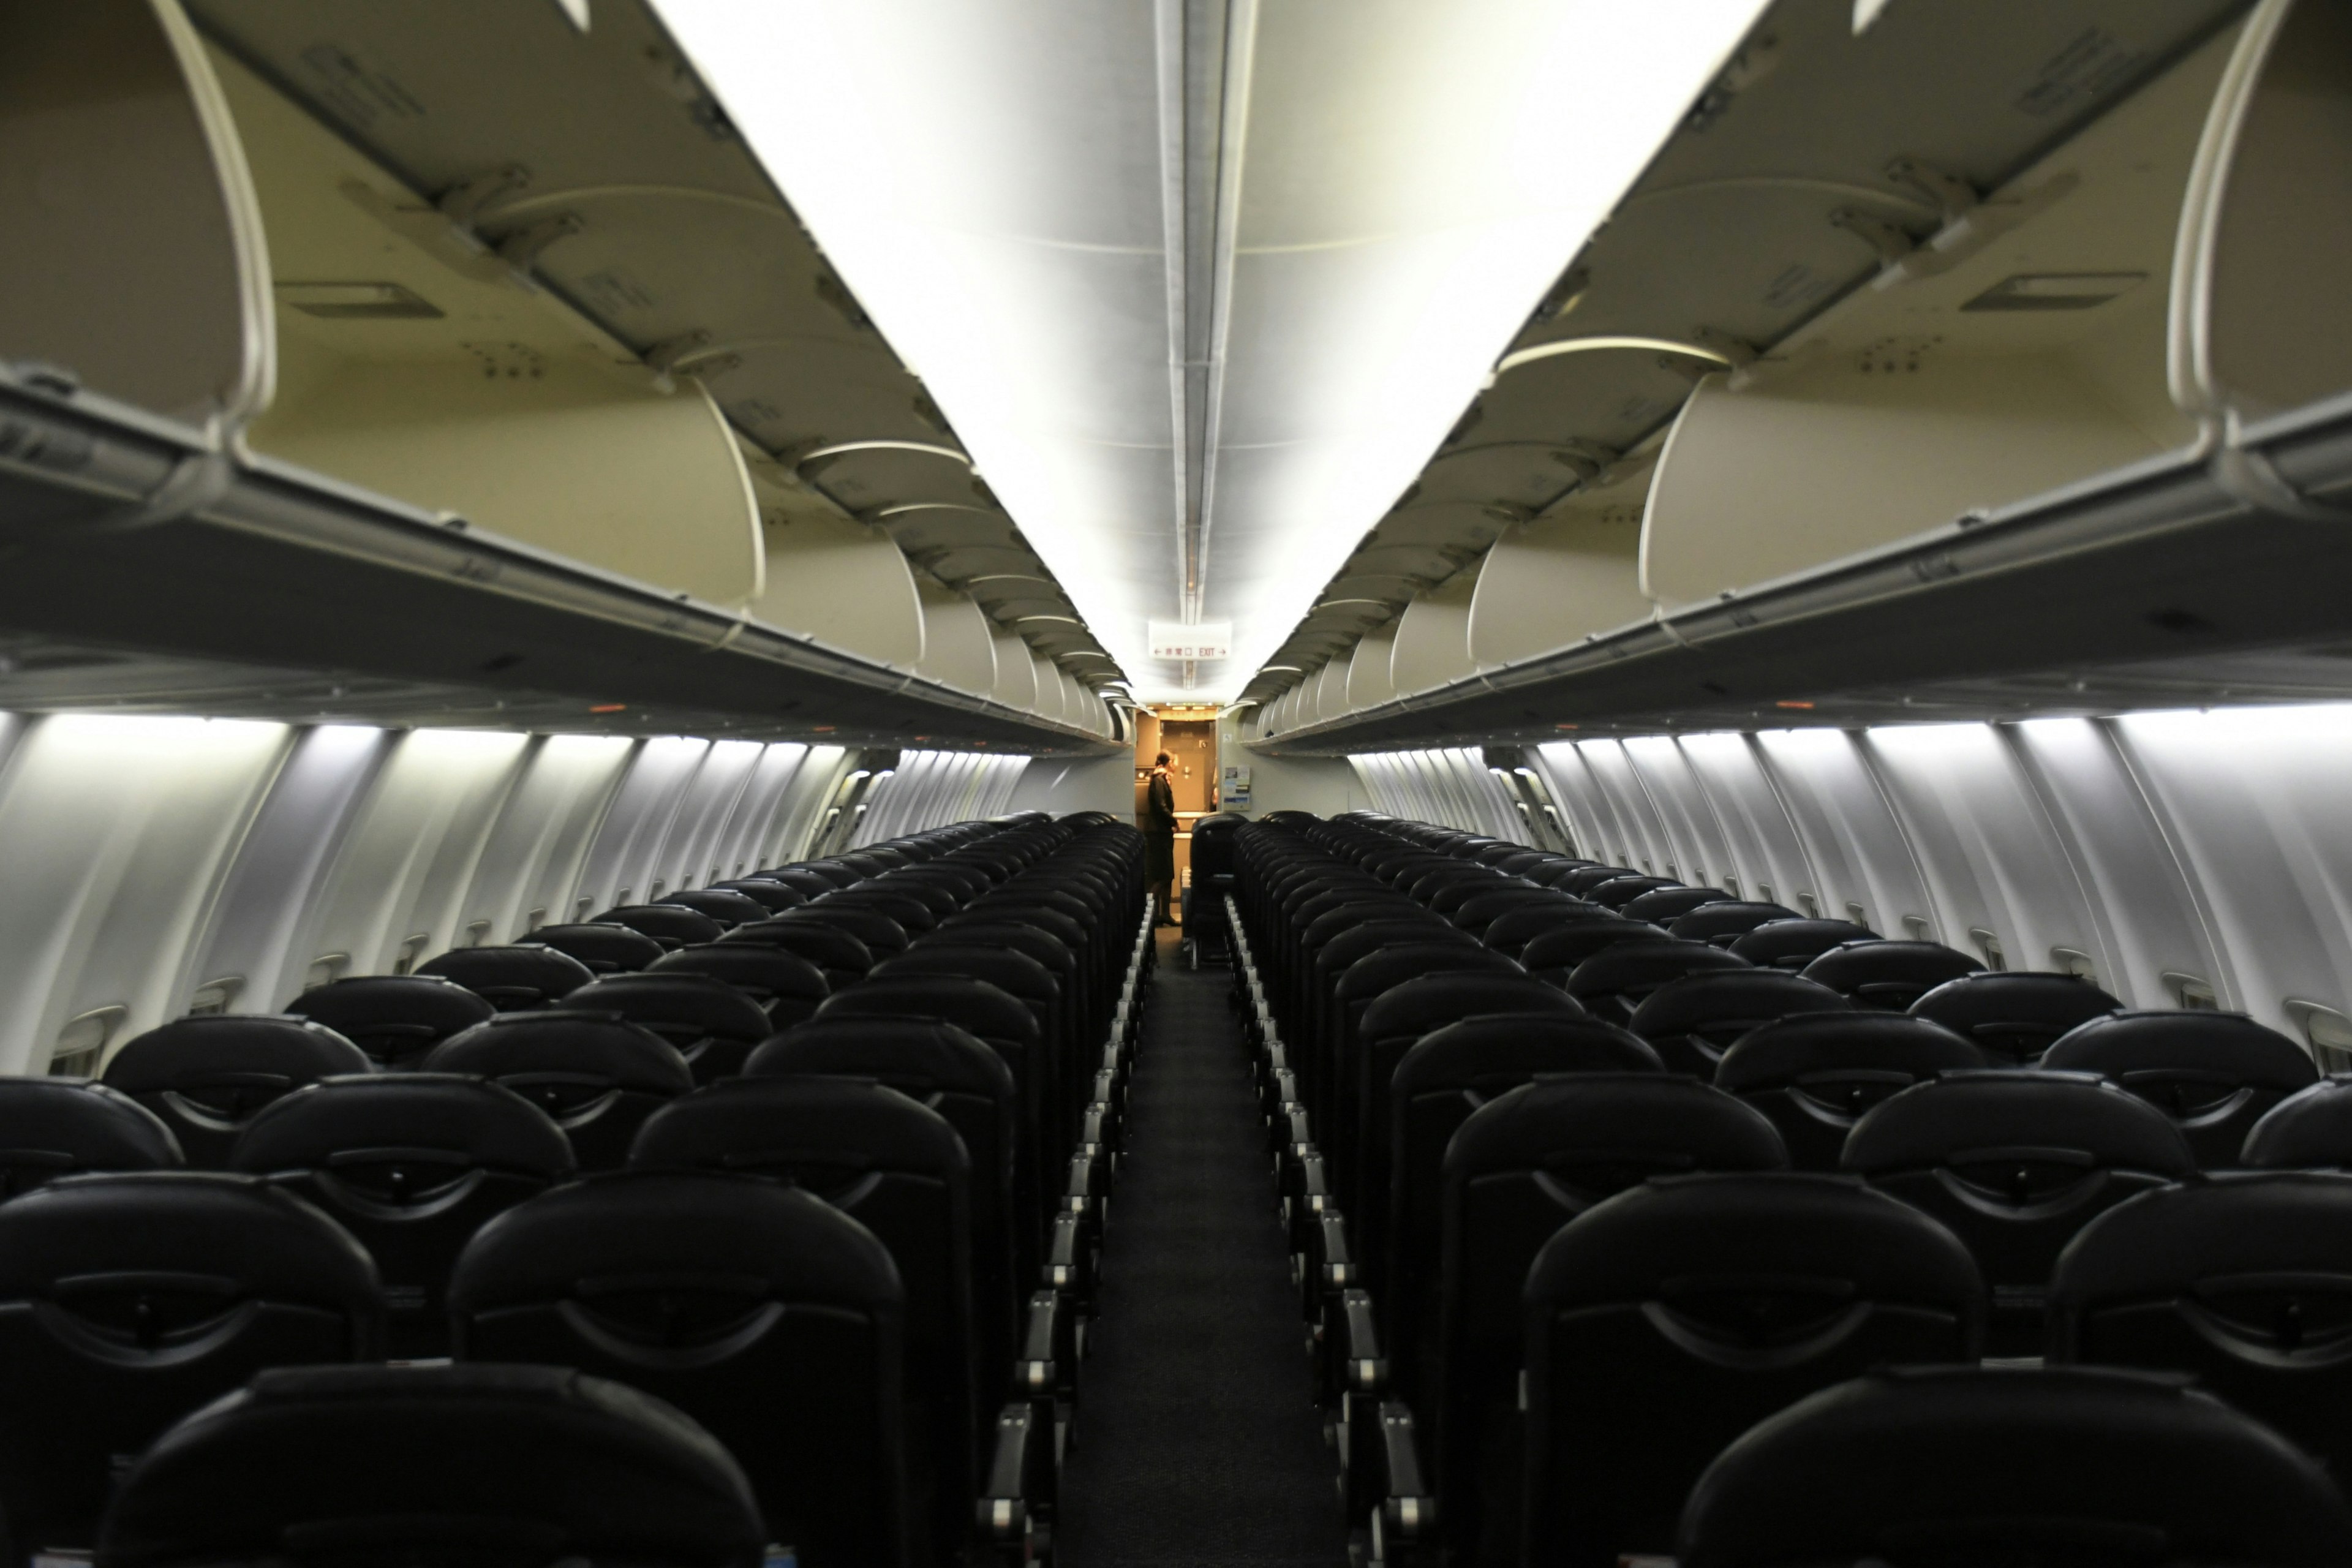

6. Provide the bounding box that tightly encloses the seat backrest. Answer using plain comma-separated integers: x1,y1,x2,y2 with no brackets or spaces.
1556,865,1642,897
2043,1010,2318,1167
1518,919,1665,986
651,944,831,1033
1726,918,1877,970
709,878,807,914
416,944,598,1011
1618,886,1735,924
1522,1174,1981,1568
451,1170,909,1568
2244,1076,2352,1170
2051,1172,2352,1480
720,918,875,989
102,1016,374,1167
1714,1012,1985,1169
523,921,669,975
1430,1074,1786,1550
1842,1069,2193,1354
745,1016,1020,1383
0,1078,181,1196
1452,888,1572,937
1664,901,1801,948
1565,939,1751,1027
798,903,916,957
1798,938,1982,1011
1625,970,1849,1077
98,1362,766,1568
1909,970,2122,1063
229,1074,573,1358
1480,900,1610,959
631,1078,977,1554
756,867,846,900
284,974,495,1070
1678,1366,2352,1568
0,1172,382,1556
589,905,729,951
820,892,933,939
1585,875,1681,910
421,1012,694,1172
655,889,771,929
568,974,777,1084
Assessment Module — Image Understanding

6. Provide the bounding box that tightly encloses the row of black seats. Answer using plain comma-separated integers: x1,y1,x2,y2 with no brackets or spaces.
0,811,1156,1566
1226,809,2352,1568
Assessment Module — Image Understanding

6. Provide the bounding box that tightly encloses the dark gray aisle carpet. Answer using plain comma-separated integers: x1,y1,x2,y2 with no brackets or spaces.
1055,930,1351,1568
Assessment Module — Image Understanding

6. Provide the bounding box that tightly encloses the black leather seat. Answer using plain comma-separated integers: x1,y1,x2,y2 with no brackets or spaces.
746,1017,1020,1385
524,921,669,975
2042,1009,2318,1167
0,1172,382,1558
423,1012,693,1171
1325,943,1525,1142
1450,888,1572,937
590,905,728,951
1555,866,1641,897
451,1170,910,1567
1909,970,2122,1063
228,1073,573,1359
632,1078,979,1558
568,973,777,1084
2244,1076,2352,1169
1714,1012,1986,1169
1842,1069,2193,1354
284,974,496,1071
416,944,598,1010
657,889,772,929
102,1016,372,1167
1518,919,1663,987
1586,875,1681,910
1565,939,1750,1028
1430,1075,1785,1560
1665,901,1800,948
873,946,1068,1136
757,867,850,900
1726,918,1876,970
97,1362,767,1568
1677,1365,2352,1568
0,1078,181,1196
1480,901,1609,960
710,878,809,914
1522,1175,1982,1568
722,918,876,990
651,944,831,1033
1798,938,1981,1010
821,892,933,941
1626,970,1849,1077
2052,1172,2352,1480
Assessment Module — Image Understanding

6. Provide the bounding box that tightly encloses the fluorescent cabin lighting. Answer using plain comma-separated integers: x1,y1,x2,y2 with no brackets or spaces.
654,0,1770,699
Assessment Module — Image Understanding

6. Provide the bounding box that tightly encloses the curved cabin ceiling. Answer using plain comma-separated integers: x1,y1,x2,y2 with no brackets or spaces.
654,0,1774,699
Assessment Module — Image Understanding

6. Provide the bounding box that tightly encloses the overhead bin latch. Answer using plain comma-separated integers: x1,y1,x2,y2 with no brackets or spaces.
436,165,531,226
1884,157,1980,224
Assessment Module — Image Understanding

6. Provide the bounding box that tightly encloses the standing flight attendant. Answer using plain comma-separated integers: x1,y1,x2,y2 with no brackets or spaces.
1145,751,1178,926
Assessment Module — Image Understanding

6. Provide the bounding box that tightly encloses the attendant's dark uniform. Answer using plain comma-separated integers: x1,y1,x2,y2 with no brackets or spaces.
1145,766,1177,919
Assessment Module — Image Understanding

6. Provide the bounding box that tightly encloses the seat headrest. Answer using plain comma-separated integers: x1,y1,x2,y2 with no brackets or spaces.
0,1170,380,1311
630,1077,965,1179
285,974,495,1039
102,1015,371,1094
744,1016,1015,1098
525,923,668,973
1679,1366,2352,1568
99,1362,764,1568
1727,919,1877,967
1337,942,1523,999
1841,1070,2195,1175
0,1077,183,1174
1396,1015,1663,1090
2052,1170,2352,1309
1910,970,2123,1041
1798,939,1982,1000
452,1170,900,1314
568,974,775,1041
2043,1009,2319,1091
1444,1075,1786,1179
818,977,1038,1044
2244,1076,2352,1169
229,1075,575,1178
1628,971,1851,1039
1567,940,1751,994
1715,1011,1985,1090
1528,1172,1983,1315
422,1013,694,1095
650,945,830,1002
1360,973,1583,1040
416,944,598,999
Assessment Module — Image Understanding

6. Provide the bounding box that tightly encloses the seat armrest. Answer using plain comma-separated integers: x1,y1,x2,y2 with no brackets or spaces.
979,1401,1052,1558
1044,1209,1091,1303
1370,1401,1436,1566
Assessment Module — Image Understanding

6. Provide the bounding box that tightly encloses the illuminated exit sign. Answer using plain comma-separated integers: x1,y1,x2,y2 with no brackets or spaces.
1148,620,1232,660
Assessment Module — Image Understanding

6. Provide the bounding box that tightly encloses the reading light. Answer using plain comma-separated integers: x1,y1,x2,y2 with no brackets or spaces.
654,0,1771,699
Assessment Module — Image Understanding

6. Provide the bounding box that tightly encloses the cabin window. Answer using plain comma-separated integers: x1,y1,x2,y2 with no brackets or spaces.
522,907,548,935
462,918,493,948
2163,972,2219,1010
1970,928,2007,970
186,976,244,1016
50,1005,126,1077
2051,947,2099,984
304,952,352,991
391,932,432,976
2286,1001,2352,1074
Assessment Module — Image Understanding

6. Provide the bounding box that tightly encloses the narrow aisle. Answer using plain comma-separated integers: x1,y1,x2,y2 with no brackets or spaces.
1057,930,1350,1568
